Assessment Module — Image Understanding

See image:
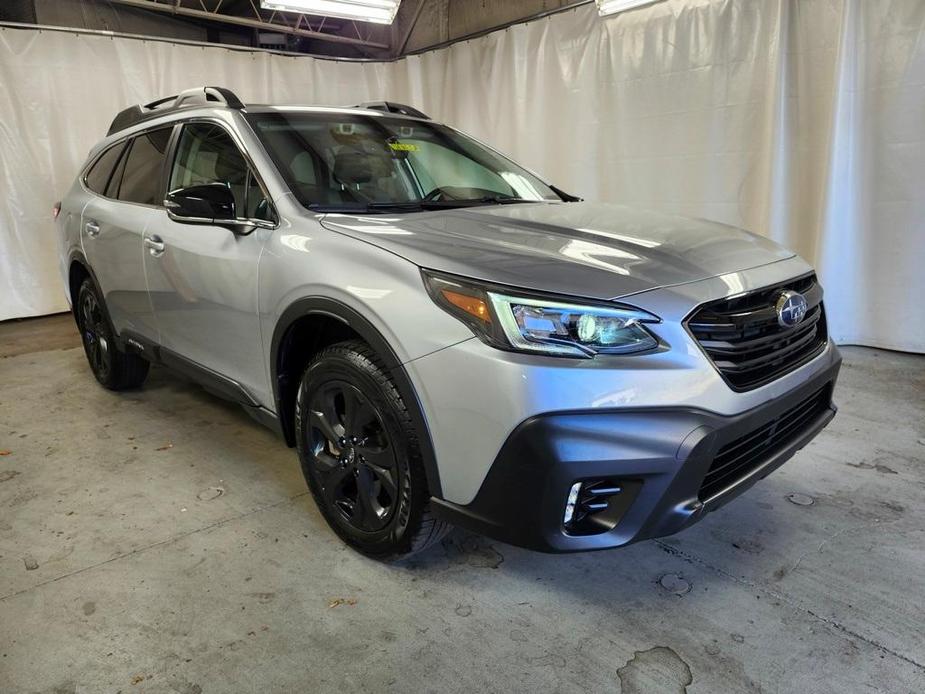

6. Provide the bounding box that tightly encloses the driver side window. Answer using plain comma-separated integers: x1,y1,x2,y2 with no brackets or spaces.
169,123,275,222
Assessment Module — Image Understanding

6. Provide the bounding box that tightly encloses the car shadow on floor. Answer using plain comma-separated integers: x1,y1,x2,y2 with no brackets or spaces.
392,489,794,603
122,358,797,599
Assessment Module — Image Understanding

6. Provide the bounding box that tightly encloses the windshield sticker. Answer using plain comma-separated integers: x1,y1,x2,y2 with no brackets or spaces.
388,142,419,152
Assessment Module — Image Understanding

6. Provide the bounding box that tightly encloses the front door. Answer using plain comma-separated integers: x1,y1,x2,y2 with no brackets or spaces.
142,121,274,406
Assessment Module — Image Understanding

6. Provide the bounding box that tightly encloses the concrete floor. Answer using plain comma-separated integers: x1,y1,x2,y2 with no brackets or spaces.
0,316,923,693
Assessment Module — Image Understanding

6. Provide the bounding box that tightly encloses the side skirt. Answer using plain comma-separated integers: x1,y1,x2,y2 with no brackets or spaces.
120,330,284,439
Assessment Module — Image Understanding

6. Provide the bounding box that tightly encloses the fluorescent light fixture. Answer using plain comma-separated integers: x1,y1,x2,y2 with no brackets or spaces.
596,0,663,17
261,0,401,25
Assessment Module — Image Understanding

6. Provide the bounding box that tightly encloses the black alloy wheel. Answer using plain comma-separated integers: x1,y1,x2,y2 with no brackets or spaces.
307,380,400,533
295,340,450,558
76,278,149,390
78,281,113,382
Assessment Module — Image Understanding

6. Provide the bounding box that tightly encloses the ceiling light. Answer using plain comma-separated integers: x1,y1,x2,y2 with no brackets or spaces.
596,0,664,17
260,0,401,25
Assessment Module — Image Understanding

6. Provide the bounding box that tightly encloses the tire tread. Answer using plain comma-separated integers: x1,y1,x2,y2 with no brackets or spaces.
298,340,450,558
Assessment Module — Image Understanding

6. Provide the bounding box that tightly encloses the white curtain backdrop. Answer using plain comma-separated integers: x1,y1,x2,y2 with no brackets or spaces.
1,0,923,351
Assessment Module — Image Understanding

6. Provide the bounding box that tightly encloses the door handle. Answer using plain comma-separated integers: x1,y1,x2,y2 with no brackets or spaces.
85,220,100,237
144,235,166,257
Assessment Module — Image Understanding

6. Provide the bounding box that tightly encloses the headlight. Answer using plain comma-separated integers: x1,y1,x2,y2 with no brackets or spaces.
423,270,660,357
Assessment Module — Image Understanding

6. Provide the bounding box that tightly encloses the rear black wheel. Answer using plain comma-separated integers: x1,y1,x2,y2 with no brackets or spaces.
295,340,450,558
76,278,149,390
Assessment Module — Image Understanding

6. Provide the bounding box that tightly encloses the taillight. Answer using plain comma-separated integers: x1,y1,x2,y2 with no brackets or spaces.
53,202,61,219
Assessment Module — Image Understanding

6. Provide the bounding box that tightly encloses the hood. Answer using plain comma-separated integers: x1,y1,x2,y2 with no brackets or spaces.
319,202,794,300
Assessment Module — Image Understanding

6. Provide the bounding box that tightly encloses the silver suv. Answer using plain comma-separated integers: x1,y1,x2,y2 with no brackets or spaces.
56,86,840,557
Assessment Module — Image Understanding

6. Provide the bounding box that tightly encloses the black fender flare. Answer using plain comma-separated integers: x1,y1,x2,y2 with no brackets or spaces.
66,250,106,326
271,297,444,498
66,249,92,304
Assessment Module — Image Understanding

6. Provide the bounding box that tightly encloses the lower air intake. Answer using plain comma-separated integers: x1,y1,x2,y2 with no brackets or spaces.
699,385,832,501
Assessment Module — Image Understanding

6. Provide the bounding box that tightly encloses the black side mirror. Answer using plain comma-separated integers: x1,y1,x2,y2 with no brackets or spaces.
165,183,236,224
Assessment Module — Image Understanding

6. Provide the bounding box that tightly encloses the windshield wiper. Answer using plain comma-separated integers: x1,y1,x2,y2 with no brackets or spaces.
364,196,537,210
308,201,463,212
363,200,463,211
464,196,536,205
307,197,540,214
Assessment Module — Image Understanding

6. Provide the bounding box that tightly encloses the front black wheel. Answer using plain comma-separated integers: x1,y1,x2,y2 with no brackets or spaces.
76,278,149,390
295,341,449,558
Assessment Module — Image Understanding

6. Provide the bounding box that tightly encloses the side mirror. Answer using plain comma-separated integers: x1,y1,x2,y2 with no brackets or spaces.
165,183,236,224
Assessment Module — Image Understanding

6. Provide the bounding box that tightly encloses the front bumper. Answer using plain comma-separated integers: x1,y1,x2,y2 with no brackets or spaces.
431,353,841,552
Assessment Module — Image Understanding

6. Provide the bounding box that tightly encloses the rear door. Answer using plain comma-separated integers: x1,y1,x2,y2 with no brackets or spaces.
142,120,275,405
81,126,174,339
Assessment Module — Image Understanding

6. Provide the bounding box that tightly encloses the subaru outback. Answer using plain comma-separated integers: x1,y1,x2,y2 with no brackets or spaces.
55,86,840,557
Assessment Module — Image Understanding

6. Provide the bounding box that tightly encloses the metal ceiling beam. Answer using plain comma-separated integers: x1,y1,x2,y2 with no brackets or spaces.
394,0,425,58
107,0,390,49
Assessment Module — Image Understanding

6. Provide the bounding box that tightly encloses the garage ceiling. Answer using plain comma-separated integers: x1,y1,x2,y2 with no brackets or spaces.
0,0,591,58
105,0,392,50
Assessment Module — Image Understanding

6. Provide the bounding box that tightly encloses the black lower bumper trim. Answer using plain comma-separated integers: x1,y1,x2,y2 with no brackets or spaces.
432,356,841,553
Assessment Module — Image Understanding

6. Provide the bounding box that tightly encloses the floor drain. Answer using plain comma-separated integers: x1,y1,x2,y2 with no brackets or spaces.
196,486,225,501
786,492,814,506
658,573,692,595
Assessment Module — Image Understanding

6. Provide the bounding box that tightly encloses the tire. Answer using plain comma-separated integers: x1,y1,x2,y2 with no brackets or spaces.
295,340,450,559
76,278,149,390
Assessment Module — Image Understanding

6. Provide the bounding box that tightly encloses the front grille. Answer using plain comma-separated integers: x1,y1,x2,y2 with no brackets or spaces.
698,385,831,501
686,274,828,391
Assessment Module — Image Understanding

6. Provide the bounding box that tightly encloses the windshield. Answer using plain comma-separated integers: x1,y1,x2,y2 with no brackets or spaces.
246,111,561,212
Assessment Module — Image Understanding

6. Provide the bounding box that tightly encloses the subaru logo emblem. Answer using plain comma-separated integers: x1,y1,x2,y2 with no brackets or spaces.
776,290,808,328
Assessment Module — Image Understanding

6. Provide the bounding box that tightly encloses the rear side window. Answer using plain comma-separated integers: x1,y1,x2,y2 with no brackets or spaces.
117,127,174,205
84,143,126,195
105,146,129,199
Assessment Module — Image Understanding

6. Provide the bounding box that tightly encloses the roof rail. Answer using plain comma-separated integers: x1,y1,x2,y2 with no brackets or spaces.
106,86,245,136
354,101,430,120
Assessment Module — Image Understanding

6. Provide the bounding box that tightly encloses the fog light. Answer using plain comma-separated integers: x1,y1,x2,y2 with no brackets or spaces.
563,478,637,536
563,482,582,525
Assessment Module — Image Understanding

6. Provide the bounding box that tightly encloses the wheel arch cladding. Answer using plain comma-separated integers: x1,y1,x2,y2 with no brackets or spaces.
68,252,112,331
68,255,92,320
271,297,444,498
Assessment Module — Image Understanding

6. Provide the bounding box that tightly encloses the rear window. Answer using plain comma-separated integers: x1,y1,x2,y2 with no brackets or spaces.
105,146,129,199
84,143,126,195
117,127,173,205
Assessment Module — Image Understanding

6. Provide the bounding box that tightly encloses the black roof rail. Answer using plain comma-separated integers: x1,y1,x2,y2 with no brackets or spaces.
106,86,245,136
354,101,430,120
